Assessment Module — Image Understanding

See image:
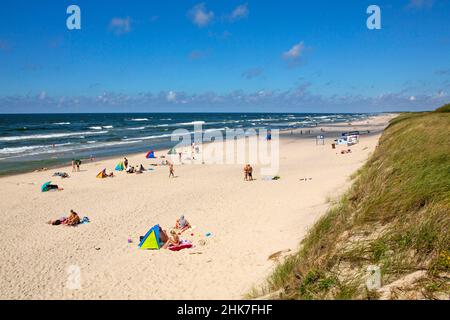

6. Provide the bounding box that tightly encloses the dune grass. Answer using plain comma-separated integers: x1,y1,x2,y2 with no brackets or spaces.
260,105,450,299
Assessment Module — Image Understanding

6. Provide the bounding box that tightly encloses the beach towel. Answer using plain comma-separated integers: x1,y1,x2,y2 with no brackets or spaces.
80,216,90,224
168,242,193,251
53,172,69,178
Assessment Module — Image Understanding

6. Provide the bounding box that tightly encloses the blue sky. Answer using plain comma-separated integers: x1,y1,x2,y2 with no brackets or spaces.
0,0,449,113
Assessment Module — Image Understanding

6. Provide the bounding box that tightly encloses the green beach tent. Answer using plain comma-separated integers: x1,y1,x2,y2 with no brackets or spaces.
138,225,161,250
115,162,124,171
167,148,177,155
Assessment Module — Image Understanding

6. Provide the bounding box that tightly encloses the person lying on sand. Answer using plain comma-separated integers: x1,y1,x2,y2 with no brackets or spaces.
126,166,135,174
158,225,169,245
47,210,80,226
100,170,114,178
53,172,69,178
162,230,181,249
135,164,146,174
65,210,81,226
175,215,191,233
44,184,64,191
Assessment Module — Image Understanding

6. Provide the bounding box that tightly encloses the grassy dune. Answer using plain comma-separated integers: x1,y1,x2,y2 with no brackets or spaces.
259,105,450,299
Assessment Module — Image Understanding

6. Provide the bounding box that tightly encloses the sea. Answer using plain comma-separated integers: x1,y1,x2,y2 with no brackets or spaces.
0,113,374,175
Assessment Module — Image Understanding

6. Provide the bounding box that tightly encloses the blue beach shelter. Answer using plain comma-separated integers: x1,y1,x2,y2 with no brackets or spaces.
139,224,162,250
41,181,51,192
145,150,156,159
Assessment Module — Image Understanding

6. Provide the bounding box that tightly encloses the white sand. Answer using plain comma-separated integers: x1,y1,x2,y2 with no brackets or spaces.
0,114,395,299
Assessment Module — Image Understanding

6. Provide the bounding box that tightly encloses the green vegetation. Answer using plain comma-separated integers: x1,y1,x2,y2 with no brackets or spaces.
434,103,450,113
260,104,450,299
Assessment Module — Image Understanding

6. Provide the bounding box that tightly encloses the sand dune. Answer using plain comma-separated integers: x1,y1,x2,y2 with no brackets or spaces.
0,114,395,299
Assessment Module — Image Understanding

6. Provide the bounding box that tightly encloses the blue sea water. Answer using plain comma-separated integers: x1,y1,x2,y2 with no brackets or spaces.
0,113,372,175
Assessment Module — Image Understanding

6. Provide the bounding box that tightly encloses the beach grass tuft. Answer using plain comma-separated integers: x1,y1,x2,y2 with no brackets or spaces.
258,104,450,299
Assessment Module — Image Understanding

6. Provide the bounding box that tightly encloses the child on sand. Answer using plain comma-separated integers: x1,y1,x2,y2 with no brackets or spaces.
175,215,191,233
169,164,175,178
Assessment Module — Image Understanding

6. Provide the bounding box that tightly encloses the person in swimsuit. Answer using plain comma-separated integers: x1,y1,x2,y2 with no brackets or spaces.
45,184,64,191
162,230,181,249
248,165,253,181
169,164,175,178
48,210,80,226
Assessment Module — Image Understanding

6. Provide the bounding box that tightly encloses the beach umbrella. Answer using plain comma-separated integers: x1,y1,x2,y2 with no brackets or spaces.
41,181,51,192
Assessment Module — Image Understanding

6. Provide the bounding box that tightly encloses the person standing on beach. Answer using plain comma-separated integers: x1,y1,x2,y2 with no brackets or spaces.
169,163,175,178
243,165,249,181
124,157,128,169
73,159,81,172
248,165,254,181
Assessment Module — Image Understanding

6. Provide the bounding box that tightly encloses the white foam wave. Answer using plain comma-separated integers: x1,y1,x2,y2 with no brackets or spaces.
0,131,108,142
129,118,149,122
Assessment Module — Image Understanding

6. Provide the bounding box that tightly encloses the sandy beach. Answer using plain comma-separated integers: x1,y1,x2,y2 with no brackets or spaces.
0,114,395,299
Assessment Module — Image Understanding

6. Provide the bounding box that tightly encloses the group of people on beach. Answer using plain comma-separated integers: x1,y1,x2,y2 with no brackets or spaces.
243,164,254,181
71,159,81,172
157,215,191,249
122,157,146,174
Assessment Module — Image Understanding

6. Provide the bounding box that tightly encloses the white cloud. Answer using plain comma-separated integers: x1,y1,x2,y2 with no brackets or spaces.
241,68,263,79
167,91,177,102
188,3,214,27
2,88,447,113
38,91,47,100
229,3,249,21
406,0,434,10
436,90,445,98
110,17,131,35
283,41,305,60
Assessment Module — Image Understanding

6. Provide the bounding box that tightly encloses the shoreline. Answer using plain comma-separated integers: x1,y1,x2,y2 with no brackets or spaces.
0,114,390,178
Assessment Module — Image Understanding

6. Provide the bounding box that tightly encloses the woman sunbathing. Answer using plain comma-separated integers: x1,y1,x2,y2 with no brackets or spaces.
162,229,181,249
45,184,64,191
65,210,81,226
48,210,80,226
